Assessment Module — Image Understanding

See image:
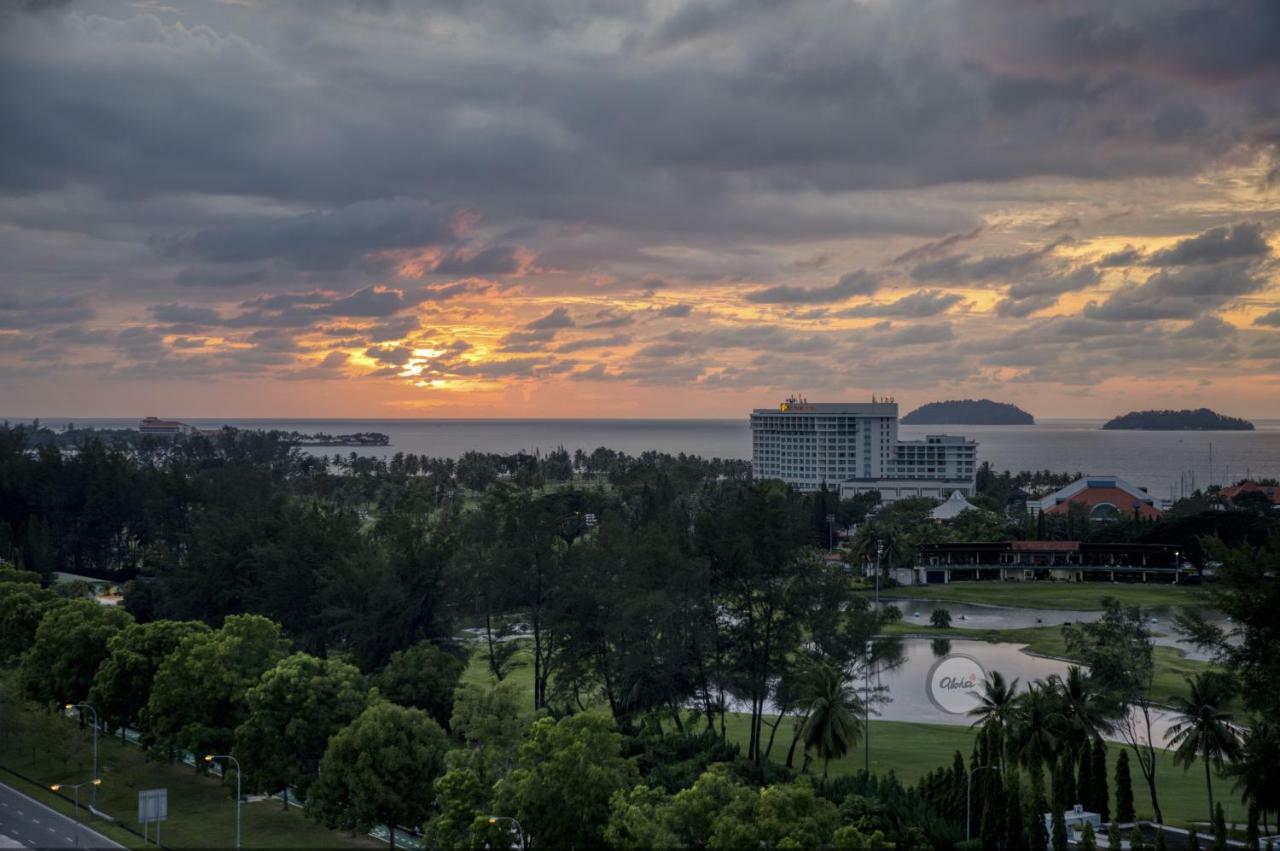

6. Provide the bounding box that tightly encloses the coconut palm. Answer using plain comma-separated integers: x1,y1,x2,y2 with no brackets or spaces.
1224,720,1280,834
1009,683,1062,774
1165,672,1241,824
970,670,1020,733
1048,666,1117,751
799,662,864,781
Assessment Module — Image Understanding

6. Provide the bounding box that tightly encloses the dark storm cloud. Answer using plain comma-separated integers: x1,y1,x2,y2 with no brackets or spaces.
1084,262,1266,321
892,227,986,265
910,238,1071,283
0,294,93,329
154,199,457,269
149,303,222,324
995,266,1103,317
430,246,520,277
744,271,882,305
524,307,575,331
1098,246,1143,267
658,304,692,318
839,290,966,318
1146,222,1271,266
1253,309,1280,328
554,334,632,353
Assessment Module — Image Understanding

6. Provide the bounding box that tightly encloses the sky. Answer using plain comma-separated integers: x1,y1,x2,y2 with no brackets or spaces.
2,0,1279,420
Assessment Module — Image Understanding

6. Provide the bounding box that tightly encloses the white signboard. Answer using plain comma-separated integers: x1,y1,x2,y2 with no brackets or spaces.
138,788,168,823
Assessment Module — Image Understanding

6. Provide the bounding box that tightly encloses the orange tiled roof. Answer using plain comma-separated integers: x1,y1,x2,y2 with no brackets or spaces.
1042,486,1162,519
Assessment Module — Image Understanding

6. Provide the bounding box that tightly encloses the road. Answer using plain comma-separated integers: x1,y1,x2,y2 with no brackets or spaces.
0,782,124,849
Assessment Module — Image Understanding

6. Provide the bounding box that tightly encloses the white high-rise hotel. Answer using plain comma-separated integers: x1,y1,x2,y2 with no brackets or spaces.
749,397,978,501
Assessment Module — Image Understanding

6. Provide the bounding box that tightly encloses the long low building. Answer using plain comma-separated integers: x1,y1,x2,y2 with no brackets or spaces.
905,540,1187,585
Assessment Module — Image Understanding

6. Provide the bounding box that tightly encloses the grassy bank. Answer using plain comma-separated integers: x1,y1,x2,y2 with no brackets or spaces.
460,649,1235,829
0,695,379,849
720,716,1239,830
877,582,1207,611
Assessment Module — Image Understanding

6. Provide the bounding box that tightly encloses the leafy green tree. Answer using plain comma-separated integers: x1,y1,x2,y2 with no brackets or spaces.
424,767,492,850
1081,820,1097,851
931,608,953,628
19,599,132,705
374,641,466,729
605,785,680,849
89,619,211,741
234,653,370,806
1009,683,1060,776
0,581,54,664
495,713,639,849
1116,750,1136,823
307,701,449,849
143,614,290,759
1065,600,1164,822
1225,721,1280,832
799,662,863,781
970,670,1019,738
661,764,755,847
1108,821,1123,851
1166,672,1241,825
448,681,532,782
1212,802,1229,851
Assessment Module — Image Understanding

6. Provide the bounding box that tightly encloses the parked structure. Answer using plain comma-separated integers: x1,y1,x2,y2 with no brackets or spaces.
749,396,977,498
139,416,194,436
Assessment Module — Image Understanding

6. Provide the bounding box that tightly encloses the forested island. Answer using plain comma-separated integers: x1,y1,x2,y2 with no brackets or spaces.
901,399,1035,425
1102,408,1254,431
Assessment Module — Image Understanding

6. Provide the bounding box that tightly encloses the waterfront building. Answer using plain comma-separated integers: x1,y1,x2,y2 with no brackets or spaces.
748,397,977,499
1027,475,1166,520
139,416,194,436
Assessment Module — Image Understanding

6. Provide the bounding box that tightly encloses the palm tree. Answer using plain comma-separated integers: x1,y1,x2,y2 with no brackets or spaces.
1165,672,1241,824
799,662,864,782
970,670,1020,734
1224,720,1280,834
1009,683,1062,775
1048,666,1117,752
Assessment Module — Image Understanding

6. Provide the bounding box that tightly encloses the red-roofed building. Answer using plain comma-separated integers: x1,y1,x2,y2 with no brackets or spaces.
1221,481,1280,506
1027,476,1165,521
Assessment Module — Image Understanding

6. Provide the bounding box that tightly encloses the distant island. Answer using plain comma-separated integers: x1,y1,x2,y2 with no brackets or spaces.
901,399,1035,425
1102,408,1254,431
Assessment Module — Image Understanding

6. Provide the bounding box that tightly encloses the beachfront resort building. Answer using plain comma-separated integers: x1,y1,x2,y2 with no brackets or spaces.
139,416,195,436
749,397,978,499
907,540,1185,585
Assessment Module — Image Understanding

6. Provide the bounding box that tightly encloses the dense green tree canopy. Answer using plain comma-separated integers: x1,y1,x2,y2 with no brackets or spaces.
89,618,211,737
19,598,133,705
234,653,370,801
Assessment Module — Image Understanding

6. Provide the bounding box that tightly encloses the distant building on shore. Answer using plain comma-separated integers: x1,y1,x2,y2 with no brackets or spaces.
1027,475,1166,520
1221,480,1279,506
910,540,1183,585
139,416,194,436
748,396,978,499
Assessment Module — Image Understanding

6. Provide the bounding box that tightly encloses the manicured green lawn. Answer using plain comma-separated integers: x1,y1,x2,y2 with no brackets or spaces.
0,706,380,848
878,582,1207,611
722,716,1241,829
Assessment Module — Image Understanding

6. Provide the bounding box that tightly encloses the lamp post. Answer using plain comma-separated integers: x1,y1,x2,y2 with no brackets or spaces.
966,764,1003,841
487,815,525,849
863,639,873,777
65,703,99,809
826,513,836,552
205,754,242,849
875,542,884,605
50,778,101,848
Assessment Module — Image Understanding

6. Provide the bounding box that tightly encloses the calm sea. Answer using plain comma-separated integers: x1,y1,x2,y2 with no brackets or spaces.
12,417,1280,502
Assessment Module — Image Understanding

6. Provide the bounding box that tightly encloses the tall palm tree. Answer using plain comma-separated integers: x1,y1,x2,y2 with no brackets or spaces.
1009,683,1062,775
1165,672,1241,824
1048,666,1117,752
970,670,1020,734
799,662,863,782
1224,721,1280,834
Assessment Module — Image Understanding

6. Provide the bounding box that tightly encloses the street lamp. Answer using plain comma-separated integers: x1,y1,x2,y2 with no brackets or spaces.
966,764,1002,841
205,754,242,849
487,815,525,849
826,513,836,552
65,703,100,809
875,542,884,605
863,639,873,776
50,778,101,848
